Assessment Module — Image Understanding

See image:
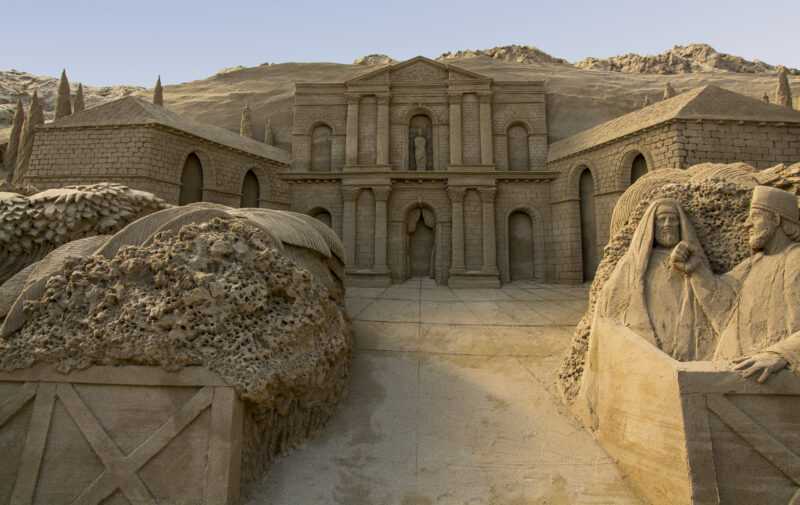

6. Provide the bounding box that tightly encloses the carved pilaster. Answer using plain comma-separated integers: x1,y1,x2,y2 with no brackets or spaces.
448,94,463,166
376,95,390,166
478,187,498,274
341,186,360,267
479,93,494,166
373,185,391,272
345,95,360,166
447,187,466,273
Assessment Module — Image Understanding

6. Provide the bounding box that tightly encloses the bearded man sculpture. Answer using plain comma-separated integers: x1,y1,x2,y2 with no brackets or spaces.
673,186,800,382
595,198,715,360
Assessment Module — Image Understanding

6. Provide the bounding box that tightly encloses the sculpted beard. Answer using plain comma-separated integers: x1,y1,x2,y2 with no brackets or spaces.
749,223,775,252
655,223,679,248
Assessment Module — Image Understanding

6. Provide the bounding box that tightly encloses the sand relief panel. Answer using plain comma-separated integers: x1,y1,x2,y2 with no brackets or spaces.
560,162,800,505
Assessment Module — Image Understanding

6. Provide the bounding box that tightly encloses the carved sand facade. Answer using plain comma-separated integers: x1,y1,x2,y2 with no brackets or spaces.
287,56,550,287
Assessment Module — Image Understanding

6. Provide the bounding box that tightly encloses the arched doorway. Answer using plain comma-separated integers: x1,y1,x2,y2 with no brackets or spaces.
408,114,433,171
508,211,534,281
311,209,332,228
579,168,598,281
179,153,203,205
311,124,332,172
405,206,436,280
630,153,648,184
240,170,260,208
507,124,529,171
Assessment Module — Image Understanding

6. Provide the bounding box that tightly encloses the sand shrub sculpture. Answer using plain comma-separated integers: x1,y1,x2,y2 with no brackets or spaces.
558,161,800,401
0,188,352,488
0,183,169,285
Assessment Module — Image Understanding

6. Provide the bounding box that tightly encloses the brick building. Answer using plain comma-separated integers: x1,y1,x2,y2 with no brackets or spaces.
547,85,800,282
24,96,290,208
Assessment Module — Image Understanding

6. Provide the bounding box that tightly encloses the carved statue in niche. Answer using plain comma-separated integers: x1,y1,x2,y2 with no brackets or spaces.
414,129,427,171
673,186,800,382
594,198,715,361
408,114,433,171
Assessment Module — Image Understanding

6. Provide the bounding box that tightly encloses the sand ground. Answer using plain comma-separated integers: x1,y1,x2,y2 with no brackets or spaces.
245,279,642,505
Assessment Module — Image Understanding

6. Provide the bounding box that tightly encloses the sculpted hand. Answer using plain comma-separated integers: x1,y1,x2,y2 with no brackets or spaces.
670,241,696,274
732,352,788,383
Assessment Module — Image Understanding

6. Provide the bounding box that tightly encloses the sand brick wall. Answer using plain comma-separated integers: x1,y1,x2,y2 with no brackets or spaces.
26,125,289,208
289,181,344,237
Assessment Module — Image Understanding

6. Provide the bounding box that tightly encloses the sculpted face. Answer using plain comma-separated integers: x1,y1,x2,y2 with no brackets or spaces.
746,207,779,252
654,204,680,248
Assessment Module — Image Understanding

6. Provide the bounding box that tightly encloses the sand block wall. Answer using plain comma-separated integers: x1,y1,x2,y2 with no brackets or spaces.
588,317,800,505
0,365,243,505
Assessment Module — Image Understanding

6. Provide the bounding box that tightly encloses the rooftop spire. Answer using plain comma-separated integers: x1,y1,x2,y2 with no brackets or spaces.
240,104,254,139
55,69,72,119
153,75,164,106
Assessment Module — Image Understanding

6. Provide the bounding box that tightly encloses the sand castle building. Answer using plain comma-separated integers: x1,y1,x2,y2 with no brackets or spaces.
23,96,291,209
16,57,800,286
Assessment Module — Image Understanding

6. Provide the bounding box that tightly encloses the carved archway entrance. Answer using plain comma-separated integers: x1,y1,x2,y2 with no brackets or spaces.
508,210,534,281
404,205,436,280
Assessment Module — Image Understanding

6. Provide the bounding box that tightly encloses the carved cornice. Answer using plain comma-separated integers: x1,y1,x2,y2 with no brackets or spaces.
376,94,391,105
345,94,361,106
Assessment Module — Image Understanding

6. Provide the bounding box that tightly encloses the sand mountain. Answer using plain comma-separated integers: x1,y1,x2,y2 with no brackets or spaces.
1,45,798,148
576,43,799,75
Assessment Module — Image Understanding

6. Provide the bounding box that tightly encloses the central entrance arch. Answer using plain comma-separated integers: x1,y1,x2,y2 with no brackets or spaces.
404,205,437,281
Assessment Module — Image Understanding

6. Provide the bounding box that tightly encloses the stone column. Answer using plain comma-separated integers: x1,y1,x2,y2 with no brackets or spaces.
376,95,390,166
373,186,391,272
479,93,494,166
448,94,463,166
345,95,360,166
341,186,359,268
479,187,498,274
448,187,466,273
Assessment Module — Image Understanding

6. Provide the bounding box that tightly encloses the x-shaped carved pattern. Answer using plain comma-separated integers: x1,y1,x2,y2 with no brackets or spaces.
707,394,800,504
57,383,214,505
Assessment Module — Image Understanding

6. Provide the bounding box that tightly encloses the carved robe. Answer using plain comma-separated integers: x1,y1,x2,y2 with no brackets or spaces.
690,244,800,368
595,199,716,361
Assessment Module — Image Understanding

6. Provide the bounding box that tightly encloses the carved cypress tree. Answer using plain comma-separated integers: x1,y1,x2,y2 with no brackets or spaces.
776,67,793,108
14,91,45,184
73,83,85,113
4,98,25,181
55,69,72,119
663,82,676,99
762,92,770,103
263,118,275,145
240,104,254,139
153,76,164,106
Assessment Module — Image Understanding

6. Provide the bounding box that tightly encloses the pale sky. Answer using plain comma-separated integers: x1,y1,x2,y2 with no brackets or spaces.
3,0,798,87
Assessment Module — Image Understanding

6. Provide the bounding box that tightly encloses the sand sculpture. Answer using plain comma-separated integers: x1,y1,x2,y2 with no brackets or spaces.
560,161,800,504
559,160,800,400
0,190,351,502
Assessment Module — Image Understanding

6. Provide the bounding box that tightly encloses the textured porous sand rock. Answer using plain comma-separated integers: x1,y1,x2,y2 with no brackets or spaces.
576,43,800,75
558,162,800,401
353,54,396,66
0,183,169,285
438,44,570,65
0,216,352,487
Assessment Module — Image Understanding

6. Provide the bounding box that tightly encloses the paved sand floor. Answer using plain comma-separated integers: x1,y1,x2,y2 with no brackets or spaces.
247,280,641,505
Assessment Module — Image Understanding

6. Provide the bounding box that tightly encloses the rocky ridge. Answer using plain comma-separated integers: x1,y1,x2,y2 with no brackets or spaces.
576,43,800,75
437,44,570,65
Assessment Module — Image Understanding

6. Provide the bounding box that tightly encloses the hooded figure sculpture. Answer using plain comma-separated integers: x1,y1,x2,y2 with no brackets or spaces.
595,198,715,361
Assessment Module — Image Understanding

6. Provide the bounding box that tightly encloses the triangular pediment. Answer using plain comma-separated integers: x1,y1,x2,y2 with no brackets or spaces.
346,56,490,84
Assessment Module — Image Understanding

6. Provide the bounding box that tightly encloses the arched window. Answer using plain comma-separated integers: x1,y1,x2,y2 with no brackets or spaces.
630,153,648,184
579,168,598,281
312,209,332,228
311,124,332,172
508,211,534,280
507,124,530,171
179,153,203,205
240,170,260,208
